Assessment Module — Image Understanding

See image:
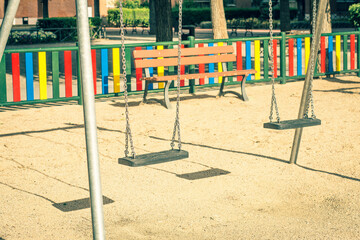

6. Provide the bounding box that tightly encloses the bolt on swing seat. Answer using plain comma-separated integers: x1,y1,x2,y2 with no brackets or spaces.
263,118,321,130
118,149,189,167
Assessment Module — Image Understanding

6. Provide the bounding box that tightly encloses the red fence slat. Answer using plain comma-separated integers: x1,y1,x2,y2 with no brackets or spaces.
11,53,21,102
236,41,243,81
64,51,72,97
135,47,143,91
288,38,294,77
91,49,97,95
198,43,205,85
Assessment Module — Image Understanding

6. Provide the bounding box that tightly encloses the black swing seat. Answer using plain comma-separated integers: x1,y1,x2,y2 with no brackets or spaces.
263,118,321,130
118,149,189,167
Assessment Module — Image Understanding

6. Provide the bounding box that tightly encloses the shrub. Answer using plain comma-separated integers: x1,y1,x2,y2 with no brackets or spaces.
8,30,57,45
107,8,149,27
37,17,101,28
114,0,141,9
349,3,360,27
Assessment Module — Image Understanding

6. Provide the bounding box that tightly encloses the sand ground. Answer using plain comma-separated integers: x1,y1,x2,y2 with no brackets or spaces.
0,76,359,239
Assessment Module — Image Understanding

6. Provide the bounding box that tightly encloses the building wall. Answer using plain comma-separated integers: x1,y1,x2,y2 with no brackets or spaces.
48,0,77,18
0,0,107,25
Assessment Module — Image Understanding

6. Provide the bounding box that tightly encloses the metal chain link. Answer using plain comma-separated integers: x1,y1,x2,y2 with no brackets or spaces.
268,0,280,123
304,0,317,119
119,0,136,158
171,0,183,150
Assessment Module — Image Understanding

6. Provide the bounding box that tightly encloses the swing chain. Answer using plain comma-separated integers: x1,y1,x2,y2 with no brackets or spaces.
268,0,280,123
304,0,317,119
171,0,183,151
120,0,135,158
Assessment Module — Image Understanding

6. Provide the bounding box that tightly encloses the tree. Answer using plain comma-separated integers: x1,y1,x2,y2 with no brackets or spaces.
154,0,172,42
210,0,228,39
43,0,49,18
280,0,291,32
298,0,305,21
321,0,336,34
149,0,156,35
94,0,100,17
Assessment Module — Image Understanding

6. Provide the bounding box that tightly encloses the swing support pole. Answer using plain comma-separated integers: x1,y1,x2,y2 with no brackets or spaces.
0,0,21,60
289,0,327,164
76,0,105,239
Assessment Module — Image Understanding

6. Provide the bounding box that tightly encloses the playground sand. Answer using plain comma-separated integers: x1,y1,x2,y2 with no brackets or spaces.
1,76,359,239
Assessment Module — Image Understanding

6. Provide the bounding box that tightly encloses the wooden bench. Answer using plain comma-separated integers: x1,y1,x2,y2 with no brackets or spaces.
133,45,256,109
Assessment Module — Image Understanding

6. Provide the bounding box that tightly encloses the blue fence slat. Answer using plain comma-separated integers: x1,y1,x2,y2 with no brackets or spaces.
101,49,109,94
246,41,251,80
297,38,302,76
328,36,334,72
146,46,154,90
208,43,215,84
25,52,34,100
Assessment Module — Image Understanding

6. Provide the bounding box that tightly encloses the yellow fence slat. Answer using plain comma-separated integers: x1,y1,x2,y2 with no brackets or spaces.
217,42,223,83
157,45,164,89
254,40,260,80
38,52,47,100
305,37,310,72
113,48,120,93
336,35,341,71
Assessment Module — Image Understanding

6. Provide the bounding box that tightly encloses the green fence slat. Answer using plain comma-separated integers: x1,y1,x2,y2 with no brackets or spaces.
168,45,175,88
52,51,60,99
0,55,6,103
77,49,83,105
358,28,360,77
125,47,132,92
227,40,234,82
343,35,348,71
188,36,195,94
263,40,269,81
280,32,286,84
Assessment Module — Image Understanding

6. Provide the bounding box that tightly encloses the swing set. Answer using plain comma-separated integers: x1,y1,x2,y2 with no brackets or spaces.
0,0,327,239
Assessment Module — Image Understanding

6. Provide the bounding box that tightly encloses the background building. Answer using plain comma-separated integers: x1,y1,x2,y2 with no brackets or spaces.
0,0,107,25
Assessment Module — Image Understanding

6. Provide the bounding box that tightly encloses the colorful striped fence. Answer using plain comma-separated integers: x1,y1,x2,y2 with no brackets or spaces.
1,30,360,107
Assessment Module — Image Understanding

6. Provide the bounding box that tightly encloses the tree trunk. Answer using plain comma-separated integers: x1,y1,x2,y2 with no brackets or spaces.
155,0,173,42
298,0,305,20
210,0,228,39
280,0,291,33
321,0,332,33
149,0,156,35
43,0,49,18
94,0,100,17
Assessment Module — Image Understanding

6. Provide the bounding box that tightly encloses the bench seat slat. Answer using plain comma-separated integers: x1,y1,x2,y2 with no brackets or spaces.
135,54,236,68
133,45,234,59
140,69,256,82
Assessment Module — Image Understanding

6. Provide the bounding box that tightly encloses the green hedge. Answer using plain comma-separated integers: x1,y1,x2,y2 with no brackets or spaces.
349,3,360,27
172,7,298,26
37,17,101,28
108,8,149,27
37,17,102,41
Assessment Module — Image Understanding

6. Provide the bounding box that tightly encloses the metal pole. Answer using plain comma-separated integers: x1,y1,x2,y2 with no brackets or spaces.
75,0,105,239
289,0,327,164
0,0,21,60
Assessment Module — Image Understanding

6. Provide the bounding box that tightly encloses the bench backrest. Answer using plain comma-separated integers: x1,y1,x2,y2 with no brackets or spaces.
133,45,236,69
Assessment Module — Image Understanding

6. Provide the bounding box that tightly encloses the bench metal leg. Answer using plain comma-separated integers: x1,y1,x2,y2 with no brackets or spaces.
241,74,249,101
218,77,226,98
143,81,150,103
217,75,249,101
164,81,172,109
